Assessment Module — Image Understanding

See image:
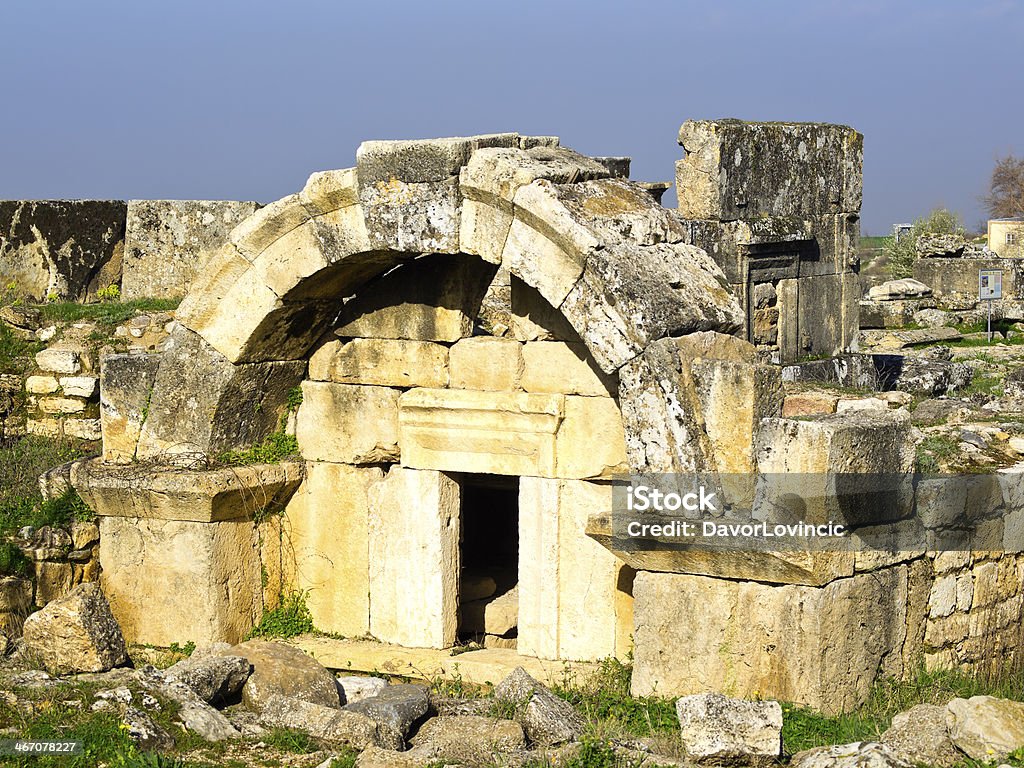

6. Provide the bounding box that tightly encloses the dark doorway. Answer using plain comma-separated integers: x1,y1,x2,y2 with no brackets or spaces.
457,474,519,645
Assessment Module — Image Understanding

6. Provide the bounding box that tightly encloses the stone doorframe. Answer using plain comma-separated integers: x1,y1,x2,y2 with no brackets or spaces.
130,133,744,475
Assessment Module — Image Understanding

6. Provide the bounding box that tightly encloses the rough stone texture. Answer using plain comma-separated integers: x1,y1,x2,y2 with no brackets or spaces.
868,278,932,300
309,338,448,388
259,694,379,749
99,352,161,462
946,696,1024,761
296,382,401,464
21,583,127,675
155,677,241,741
335,253,496,342
343,683,430,750
0,576,34,638
135,326,305,462
493,667,585,746
449,336,523,391
121,706,175,752
35,348,81,375
675,693,783,767
914,257,1024,306
367,467,459,648
783,391,840,417
229,640,341,711
164,654,252,705
338,676,388,706
520,341,617,396
122,199,260,300
408,715,527,765
790,743,912,768
917,233,968,258
630,566,924,713
880,704,961,768
0,200,126,301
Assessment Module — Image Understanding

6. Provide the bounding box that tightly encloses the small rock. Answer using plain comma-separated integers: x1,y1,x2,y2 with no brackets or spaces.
261,694,379,749
960,430,988,450
123,706,175,751
881,704,961,768
790,742,911,768
430,696,492,718
344,683,430,750
409,715,526,764
21,583,127,675
1008,437,1024,454
946,696,1024,761
675,693,782,767
0,305,40,330
337,675,388,706
837,397,888,413
165,654,251,705
95,687,133,705
157,679,240,742
493,667,585,747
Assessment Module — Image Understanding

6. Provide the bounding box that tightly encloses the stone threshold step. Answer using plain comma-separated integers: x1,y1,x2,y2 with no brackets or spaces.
289,635,598,689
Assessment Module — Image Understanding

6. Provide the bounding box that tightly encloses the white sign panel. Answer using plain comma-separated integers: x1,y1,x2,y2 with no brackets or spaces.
979,270,1003,300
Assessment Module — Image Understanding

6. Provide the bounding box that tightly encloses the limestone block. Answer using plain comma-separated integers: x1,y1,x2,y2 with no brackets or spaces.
518,478,624,661
0,200,126,302
946,696,1024,761
676,693,783,767
35,348,81,374
229,194,310,262
509,275,581,343
782,390,840,418
360,176,462,254
26,418,61,438
631,566,912,713
358,136,509,186
521,342,616,396
298,168,359,216
309,338,448,388
136,326,305,461
64,418,101,441
336,253,496,342
37,396,85,415
26,376,59,394
449,337,523,392
555,396,628,479
34,560,74,607
283,463,382,637
72,458,303,523
22,583,127,674
458,197,512,264
122,200,260,300
59,376,98,398
296,382,401,464
399,388,563,478
368,467,459,648
100,353,162,462
98,515,263,645
459,145,611,207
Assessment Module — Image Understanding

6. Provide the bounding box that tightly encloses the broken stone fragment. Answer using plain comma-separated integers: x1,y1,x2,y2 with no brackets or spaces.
337,675,388,706
343,683,430,751
946,695,1024,761
227,639,341,711
21,583,127,675
260,693,380,749
790,742,912,768
880,704,961,768
675,693,782,767
493,667,585,746
164,654,251,705
408,715,527,764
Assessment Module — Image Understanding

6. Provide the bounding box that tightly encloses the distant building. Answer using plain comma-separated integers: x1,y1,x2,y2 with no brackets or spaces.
893,222,913,242
988,217,1024,258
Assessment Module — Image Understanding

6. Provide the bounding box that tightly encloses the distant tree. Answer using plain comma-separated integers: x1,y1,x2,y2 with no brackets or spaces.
983,154,1024,220
886,207,965,279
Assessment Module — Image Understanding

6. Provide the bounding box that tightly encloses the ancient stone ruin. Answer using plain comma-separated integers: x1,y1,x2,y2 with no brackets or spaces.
3,120,1023,724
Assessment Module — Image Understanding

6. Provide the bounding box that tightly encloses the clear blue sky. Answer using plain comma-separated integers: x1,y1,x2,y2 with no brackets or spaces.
1,0,1020,234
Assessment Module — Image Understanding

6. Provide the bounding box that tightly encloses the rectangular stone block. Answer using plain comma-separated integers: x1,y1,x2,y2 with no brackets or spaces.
521,341,616,397
100,353,162,463
38,397,86,415
296,382,401,464
448,337,523,391
283,463,382,637
59,376,98,398
35,348,81,375
122,200,260,300
398,388,562,477
26,376,59,395
509,275,581,342
308,338,448,388
367,467,459,648
555,396,629,479
98,515,263,645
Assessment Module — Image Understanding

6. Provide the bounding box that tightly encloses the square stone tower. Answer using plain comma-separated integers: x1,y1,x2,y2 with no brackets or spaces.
677,119,863,363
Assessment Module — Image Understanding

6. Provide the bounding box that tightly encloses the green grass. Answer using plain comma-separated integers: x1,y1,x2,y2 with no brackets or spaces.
915,433,963,474
215,430,299,467
0,539,32,576
961,372,1005,399
0,320,43,374
248,590,314,639
35,298,180,329
260,728,320,754
0,435,91,537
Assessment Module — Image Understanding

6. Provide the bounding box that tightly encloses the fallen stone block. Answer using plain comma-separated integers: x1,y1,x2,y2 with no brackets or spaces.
880,704,961,768
493,667,585,746
228,640,341,711
790,742,912,768
261,693,379,749
343,683,430,750
675,693,782,767
164,654,251,706
408,715,527,764
21,583,127,675
946,695,1024,762
337,675,387,706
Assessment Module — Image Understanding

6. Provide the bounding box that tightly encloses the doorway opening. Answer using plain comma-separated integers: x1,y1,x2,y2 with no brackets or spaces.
457,474,519,647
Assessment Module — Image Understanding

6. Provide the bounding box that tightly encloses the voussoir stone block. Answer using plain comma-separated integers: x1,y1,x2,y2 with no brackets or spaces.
296,381,401,464
299,167,360,216
308,338,448,388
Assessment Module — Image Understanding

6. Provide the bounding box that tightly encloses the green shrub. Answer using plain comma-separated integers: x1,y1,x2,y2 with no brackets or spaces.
249,590,314,639
0,541,31,577
886,207,965,278
216,430,299,467
0,320,42,374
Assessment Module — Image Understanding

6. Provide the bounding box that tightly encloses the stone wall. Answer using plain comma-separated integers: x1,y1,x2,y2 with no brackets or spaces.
913,256,1024,307
676,120,863,363
25,346,101,441
0,198,259,302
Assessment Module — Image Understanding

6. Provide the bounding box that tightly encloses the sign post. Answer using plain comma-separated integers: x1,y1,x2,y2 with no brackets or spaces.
979,269,1003,342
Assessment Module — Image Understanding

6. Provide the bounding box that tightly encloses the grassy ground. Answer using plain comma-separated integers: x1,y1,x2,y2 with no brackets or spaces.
35,298,180,330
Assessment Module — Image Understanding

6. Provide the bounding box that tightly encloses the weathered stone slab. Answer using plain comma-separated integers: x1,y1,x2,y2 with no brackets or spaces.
260,694,379,748
367,467,459,648
281,462,382,637
0,200,126,301
99,353,161,462
399,388,563,478
946,696,1024,761
229,639,341,710
555,396,628,479
449,336,523,391
335,253,496,342
308,338,448,388
676,693,782,767
521,341,616,396
22,583,127,675
122,200,260,300
296,382,401,464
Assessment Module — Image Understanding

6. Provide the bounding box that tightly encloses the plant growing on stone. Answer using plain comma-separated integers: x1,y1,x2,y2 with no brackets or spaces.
886,207,966,278
248,590,314,639
95,284,120,302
